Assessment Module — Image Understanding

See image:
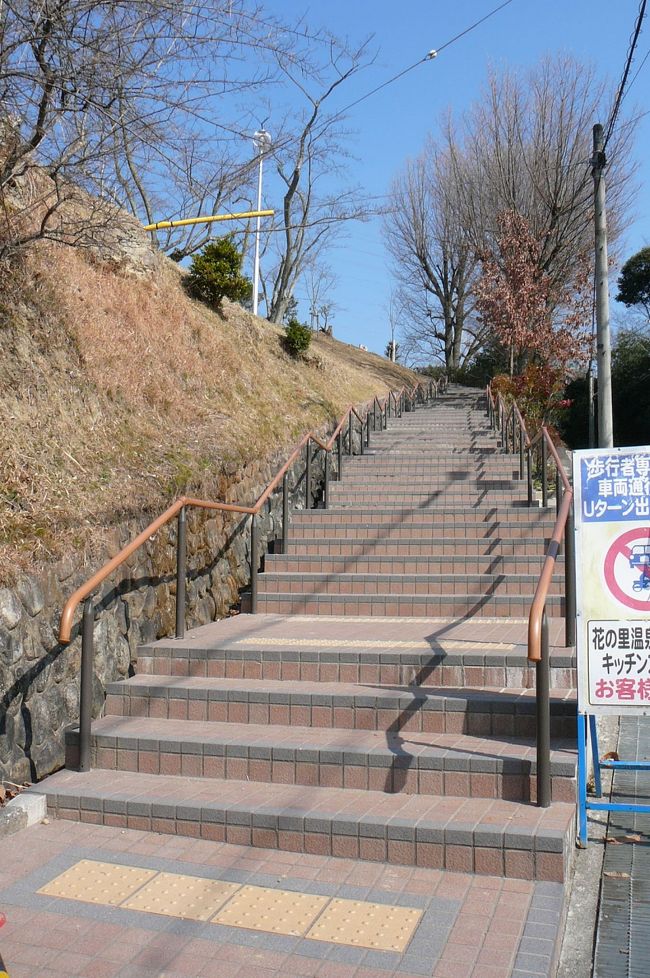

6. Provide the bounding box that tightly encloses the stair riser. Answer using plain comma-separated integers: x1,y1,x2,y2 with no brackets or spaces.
287,525,554,541
286,540,552,556
268,557,562,574
291,511,554,525
258,578,564,597
255,595,566,617
76,738,575,804
135,654,576,689
107,691,577,738
45,797,573,881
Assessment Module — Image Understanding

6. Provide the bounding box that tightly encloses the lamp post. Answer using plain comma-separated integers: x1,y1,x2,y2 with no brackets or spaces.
252,128,271,317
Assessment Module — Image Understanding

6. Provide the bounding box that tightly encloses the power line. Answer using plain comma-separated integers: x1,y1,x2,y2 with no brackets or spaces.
329,0,516,119
604,0,647,150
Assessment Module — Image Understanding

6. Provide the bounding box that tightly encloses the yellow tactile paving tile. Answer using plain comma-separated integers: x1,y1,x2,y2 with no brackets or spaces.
211,884,329,936
232,637,516,650
122,872,240,921
37,860,424,951
38,859,156,906
306,897,422,952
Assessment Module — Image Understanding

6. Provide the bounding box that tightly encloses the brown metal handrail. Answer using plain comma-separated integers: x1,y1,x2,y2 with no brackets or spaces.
61,375,444,772
485,381,576,808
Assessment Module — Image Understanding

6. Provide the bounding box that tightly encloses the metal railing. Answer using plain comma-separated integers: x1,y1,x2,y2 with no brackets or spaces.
486,383,576,808
60,376,446,772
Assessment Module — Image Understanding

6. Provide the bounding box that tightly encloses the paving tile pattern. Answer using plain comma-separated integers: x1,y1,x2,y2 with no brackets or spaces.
0,820,566,978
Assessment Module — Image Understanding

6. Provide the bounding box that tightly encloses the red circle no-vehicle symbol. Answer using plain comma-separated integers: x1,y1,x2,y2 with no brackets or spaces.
604,527,650,611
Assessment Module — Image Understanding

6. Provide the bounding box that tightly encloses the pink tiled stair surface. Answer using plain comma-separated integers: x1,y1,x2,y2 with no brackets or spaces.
36,386,577,891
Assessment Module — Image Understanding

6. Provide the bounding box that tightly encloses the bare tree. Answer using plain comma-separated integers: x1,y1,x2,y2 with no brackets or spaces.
264,39,373,323
306,263,336,330
384,139,480,370
386,55,637,372
0,0,303,259
449,55,636,294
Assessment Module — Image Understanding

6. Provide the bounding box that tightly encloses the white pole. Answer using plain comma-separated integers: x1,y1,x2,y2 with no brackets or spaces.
252,149,264,317
252,129,270,318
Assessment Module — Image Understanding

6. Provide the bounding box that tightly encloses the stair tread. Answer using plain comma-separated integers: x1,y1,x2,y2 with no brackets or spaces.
35,768,575,842
110,675,577,705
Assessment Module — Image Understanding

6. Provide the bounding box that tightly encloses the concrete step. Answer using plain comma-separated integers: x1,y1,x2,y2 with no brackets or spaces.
266,554,563,576
35,768,575,880
256,571,565,597
71,716,576,803
253,591,565,618
108,677,577,737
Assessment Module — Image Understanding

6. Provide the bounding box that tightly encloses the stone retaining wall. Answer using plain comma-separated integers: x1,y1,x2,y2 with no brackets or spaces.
0,421,366,783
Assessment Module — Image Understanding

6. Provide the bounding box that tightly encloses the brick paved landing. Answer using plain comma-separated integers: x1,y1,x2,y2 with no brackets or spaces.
0,820,567,978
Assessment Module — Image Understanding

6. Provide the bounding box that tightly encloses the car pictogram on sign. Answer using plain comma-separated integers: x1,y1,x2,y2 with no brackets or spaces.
604,527,650,611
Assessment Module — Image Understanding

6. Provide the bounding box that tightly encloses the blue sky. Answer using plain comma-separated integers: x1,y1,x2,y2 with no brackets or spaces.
258,0,650,355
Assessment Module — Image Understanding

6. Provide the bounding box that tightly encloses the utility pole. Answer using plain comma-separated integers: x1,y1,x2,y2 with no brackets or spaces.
591,123,614,448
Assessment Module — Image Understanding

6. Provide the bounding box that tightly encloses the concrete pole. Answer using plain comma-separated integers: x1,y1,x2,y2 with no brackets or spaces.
592,124,614,448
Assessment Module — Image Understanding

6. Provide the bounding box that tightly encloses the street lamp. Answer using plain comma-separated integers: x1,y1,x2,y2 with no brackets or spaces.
252,128,271,317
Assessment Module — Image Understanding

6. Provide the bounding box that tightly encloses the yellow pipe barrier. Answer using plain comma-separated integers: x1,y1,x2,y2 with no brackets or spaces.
143,209,275,232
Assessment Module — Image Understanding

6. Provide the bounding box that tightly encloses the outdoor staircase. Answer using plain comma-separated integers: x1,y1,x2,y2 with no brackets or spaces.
37,385,578,883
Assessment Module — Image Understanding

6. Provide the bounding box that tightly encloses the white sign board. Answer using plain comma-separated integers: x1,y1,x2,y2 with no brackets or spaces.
573,446,650,715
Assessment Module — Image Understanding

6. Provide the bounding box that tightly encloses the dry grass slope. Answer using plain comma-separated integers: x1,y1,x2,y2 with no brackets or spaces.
0,245,417,581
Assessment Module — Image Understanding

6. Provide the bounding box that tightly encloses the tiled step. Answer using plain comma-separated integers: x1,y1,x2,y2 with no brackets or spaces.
290,509,553,526
287,521,553,541
107,677,577,737
36,768,576,880
136,639,576,689
285,536,553,557
328,490,528,506
72,716,576,802
254,591,566,618
256,571,565,597
337,476,521,488
266,554,563,576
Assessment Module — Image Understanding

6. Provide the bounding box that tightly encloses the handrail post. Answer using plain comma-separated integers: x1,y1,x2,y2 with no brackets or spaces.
556,469,562,518
527,448,533,507
250,514,259,613
518,425,525,480
282,472,289,553
565,498,577,647
360,415,365,455
79,598,94,772
387,395,391,420
348,413,353,455
366,414,370,449
175,505,187,639
337,430,343,479
324,449,330,510
305,438,312,508
536,610,551,807
511,413,516,454
373,399,378,431
541,436,548,507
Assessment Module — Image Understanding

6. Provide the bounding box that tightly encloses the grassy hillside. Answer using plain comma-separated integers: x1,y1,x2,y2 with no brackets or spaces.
0,244,417,582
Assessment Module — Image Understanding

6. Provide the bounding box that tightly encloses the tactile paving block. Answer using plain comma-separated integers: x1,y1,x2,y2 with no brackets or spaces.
122,872,240,920
211,884,328,936
306,897,422,952
38,859,156,906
